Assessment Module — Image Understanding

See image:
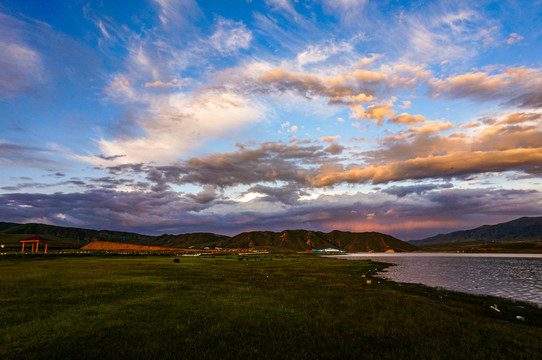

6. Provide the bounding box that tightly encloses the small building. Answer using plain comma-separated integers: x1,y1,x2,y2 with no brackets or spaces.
312,248,346,253
20,235,51,254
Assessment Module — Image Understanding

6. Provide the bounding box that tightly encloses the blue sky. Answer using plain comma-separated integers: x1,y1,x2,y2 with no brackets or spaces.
1,0,542,239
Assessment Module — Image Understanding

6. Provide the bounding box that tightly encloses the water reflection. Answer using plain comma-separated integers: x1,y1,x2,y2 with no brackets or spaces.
334,253,542,306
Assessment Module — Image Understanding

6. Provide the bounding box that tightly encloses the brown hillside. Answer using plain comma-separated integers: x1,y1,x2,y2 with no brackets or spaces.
81,241,182,251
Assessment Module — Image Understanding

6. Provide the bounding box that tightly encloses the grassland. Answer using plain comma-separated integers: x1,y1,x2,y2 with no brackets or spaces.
1,254,541,359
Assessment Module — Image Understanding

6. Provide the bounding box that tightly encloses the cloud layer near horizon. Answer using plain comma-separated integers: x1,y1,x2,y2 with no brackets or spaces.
2,186,541,240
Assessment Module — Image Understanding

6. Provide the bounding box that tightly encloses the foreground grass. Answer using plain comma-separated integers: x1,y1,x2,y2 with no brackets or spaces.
1,255,541,360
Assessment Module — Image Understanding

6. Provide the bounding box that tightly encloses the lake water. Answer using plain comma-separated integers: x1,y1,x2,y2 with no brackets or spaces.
333,253,542,307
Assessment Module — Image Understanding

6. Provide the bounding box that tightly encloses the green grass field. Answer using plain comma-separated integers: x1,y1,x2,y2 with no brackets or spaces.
1,254,541,359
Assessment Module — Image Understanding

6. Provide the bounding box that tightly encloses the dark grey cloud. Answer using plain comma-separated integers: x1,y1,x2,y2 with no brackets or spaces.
245,183,310,205
95,154,126,161
324,142,345,155
0,180,90,191
0,142,60,168
186,185,218,204
507,92,542,109
108,163,147,174
383,183,454,197
173,142,330,187
0,176,149,192
89,176,147,190
0,190,213,235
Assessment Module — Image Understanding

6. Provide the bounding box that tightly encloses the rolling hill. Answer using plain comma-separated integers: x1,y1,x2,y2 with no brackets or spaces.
220,229,418,252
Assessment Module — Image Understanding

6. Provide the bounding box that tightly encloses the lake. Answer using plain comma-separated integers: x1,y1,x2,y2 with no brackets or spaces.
333,253,542,307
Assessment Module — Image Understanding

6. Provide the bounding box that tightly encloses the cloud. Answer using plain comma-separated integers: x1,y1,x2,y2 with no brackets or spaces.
319,135,341,142
102,141,343,194
187,185,219,204
389,113,426,124
233,61,429,126
507,92,542,109
496,112,541,125
0,180,89,192
0,142,62,168
2,183,541,240
0,13,44,99
265,0,298,16
408,120,456,135
321,0,368,25
231,58,541,135
158,141,330,187
101,108,542,191
311,111,542,187
506,33,523,45
144,79,185,88
236,187,542,239
382,183,454,198
95,154,126,161
460,122,481,129
0,190,213,233
296,41,354,68
80,90,265,165
210,18,253,54
324,143,345,155
245,183,309,205
399,9,483,64
429,67,542,108
153,0,202,26
314,147,542,186
352,103,395,125
0,10,104,102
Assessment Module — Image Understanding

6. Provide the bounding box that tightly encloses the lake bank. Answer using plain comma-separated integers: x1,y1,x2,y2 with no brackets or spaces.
1,255,541,359
333,253,542,307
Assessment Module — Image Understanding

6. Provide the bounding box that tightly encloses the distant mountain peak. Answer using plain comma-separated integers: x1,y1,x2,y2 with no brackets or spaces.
411,216,542,247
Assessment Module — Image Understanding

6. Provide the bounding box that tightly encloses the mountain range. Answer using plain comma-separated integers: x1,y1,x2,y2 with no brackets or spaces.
2,216,541,252
411,216,542,251
0,222,417,252
412,216,542,244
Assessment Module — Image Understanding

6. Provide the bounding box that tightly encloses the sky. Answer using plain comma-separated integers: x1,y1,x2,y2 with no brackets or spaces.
1,0,542,240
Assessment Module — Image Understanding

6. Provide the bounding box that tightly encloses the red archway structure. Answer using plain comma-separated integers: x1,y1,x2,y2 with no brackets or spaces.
21,235,51,254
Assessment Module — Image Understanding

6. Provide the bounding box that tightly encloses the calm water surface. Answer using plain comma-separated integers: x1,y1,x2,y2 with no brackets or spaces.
334,253,542,306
